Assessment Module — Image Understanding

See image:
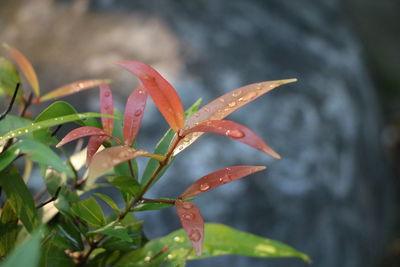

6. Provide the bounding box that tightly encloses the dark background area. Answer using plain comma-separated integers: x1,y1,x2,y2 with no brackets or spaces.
1,0,399,266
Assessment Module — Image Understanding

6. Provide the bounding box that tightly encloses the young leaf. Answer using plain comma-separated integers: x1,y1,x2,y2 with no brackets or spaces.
35,79,111,103
133,199,174,212
87,146,166,184
55,126,116,148
86,135,105,164
88,221,132,242
183,120,280,159
180,166,266,199
175,200,204,256
0,145,20,172
99,83,114,135
123,85,148,146
3,43,40,96
94,193,121,214
71,197,106,227
0,166,38,232
174,79,297,155
0,112,114,146
115,61,184,132
106,176,141,198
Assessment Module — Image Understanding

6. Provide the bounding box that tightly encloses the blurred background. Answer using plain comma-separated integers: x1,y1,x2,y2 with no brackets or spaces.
1,0,399,266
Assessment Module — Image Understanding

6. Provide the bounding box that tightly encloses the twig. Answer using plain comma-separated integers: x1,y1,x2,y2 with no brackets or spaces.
0,83,20,121
20,91,33,117
36,187,61,209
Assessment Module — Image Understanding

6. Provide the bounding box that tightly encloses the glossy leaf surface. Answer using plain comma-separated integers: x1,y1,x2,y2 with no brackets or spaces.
99,83,114,135
88,221,132,242
183,120,280,159
4,43,40,96
71,197,106,227
36,79,110,103
180,166,266,199
0,200,19,256
94,193,121,214
133,199,174,212
175,200,204,256
86,135,105,164
87,146,166,184
0,112,113,146
123,85,148,146
56,126,114,148
115,61,184,132
174,79,296,155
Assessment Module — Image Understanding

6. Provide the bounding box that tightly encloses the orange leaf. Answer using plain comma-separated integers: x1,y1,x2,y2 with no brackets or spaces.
99,83,114,135
175,200,204,256
34,79,111,103
86,135,105,164
88,146,166,181
55,126,115,148
4,43,40,96
180,166,266,199
182,120,280,159
173,79,296,155
123,85,148,146
114,61,184,132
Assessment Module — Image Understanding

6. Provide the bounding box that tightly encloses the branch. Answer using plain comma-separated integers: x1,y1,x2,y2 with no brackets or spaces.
0,83,20,121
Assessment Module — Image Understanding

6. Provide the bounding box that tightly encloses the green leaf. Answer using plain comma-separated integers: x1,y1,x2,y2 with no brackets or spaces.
40,236,74,267
0,200,19,257
133,199,175,212
107,176,141,198
117,223,310,265
101,231,142,252
54,187,80,218
0,115,31,136
0,57,21,100
71,197,106,227
89,221,132,242
141,99,202,188
43,169,66,196
0,112,114,146
0,166,38,232
94,193,121,214
0,145,19,172
12,140,73,177
53,220,84,251
2,229,42,267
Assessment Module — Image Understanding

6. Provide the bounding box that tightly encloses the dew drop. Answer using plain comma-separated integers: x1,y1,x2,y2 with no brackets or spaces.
134,110,143,116
182,212,195,220
174,236,183,243
199,183,210,191
11,133,15,137
144,256,151,262
228,102,236,107
104,91,111,97
232,90,241,97
24,129,29,133
189,229,201,242
138,89,145,94
182,202,193,209
242,91,258,101
219,174,232,184
225,129,245,138
78,83,84,88
219,98,225,103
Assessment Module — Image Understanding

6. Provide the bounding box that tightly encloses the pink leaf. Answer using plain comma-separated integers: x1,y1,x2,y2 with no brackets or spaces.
114,61,184,132
182,120,280,159
175,200,204,256
123,85,148,146
88,146,166,181
180,165,266,199
99,83,114,135
86,135,105,164
173,79,296,155
55,126,115,148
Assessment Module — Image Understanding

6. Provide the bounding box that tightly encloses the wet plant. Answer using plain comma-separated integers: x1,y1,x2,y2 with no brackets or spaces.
0,44,310,266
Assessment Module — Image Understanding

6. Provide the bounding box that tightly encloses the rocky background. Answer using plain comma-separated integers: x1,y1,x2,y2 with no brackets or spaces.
1,0,399,266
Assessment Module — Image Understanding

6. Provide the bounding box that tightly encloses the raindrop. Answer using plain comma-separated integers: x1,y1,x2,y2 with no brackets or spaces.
228,102,236,107
78,83,84,88
138,89,145,94
232,90,241,97
182,213,195,220
242,91,258,101
182,202,193,209
219,174,231,184
225,129,245,138
24,129,28,133
104,91,111,97
174,236,183,243
189,229,201,242
199,183,210,191
144,256,151,262
219,98,225,103
134,110,142,117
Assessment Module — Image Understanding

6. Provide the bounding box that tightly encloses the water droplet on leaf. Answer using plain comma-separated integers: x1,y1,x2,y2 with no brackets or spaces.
199,183,210,191
104,91,111,97
189,229,201,242
182,212,195,220
225,129,244,138
134,110,142,116
182,202,193,209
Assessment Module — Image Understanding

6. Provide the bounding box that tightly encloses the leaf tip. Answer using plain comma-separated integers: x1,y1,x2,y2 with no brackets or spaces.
279,78,297,85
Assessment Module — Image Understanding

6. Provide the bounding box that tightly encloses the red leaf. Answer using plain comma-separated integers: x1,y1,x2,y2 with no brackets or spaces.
99,83,114,135
86,135,105,164
180,165,266,199
173,79,296,155
88,146,166,181
175,200,204,256
182,120,280,159
123,85,148,146
55,126,115,148
35,79,111,103
114,61,184,132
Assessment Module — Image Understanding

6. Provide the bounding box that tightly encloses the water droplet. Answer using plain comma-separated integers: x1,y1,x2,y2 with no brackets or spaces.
24,129,28,133
11,133,15,137
78,83,84,88
219,98,225,103
104,104,110,110
225,129,244,138
219,174,231,184
104,91,111,97
167,254,173,260
199,183,210,191
134,110,142,116
138,89,145,94
182,212,195,220
228,102,236,107
144,256,151,262
242,91,258,101
204,107,210,112
189,229,201,242
232,90,241,97
182,202,193,209
174,236,183,243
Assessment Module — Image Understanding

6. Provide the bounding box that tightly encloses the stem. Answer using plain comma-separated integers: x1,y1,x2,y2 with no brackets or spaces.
36,187,61,209
128,160,136,179
20,91,33,118
140,197,176,204
0,83,20,121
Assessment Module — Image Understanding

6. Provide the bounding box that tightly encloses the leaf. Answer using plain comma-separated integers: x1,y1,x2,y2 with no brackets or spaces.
35,79,111,103
87,135,105,164
174,79,297,155
55,126,115,148
183,120,280,159
133,199,175,212
89,221,132,242
0,57,22,100
71,197,106,227
117,223,310,265
94,193,121,214
0,200,19,257
43,168,66,196
2,229,42,267
3,43,40,96
99,83,114,135
175,200,204,256
141,99,202,187
0,145,19,172
115,61,184,132
0,166,38,232
101,231,142,252
106,176,141,198
123,85,148,146
87,146,165,185
40,239,74,267
54,220,84,251
0,112,113,146
0,114,31,136
180,166,266,199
